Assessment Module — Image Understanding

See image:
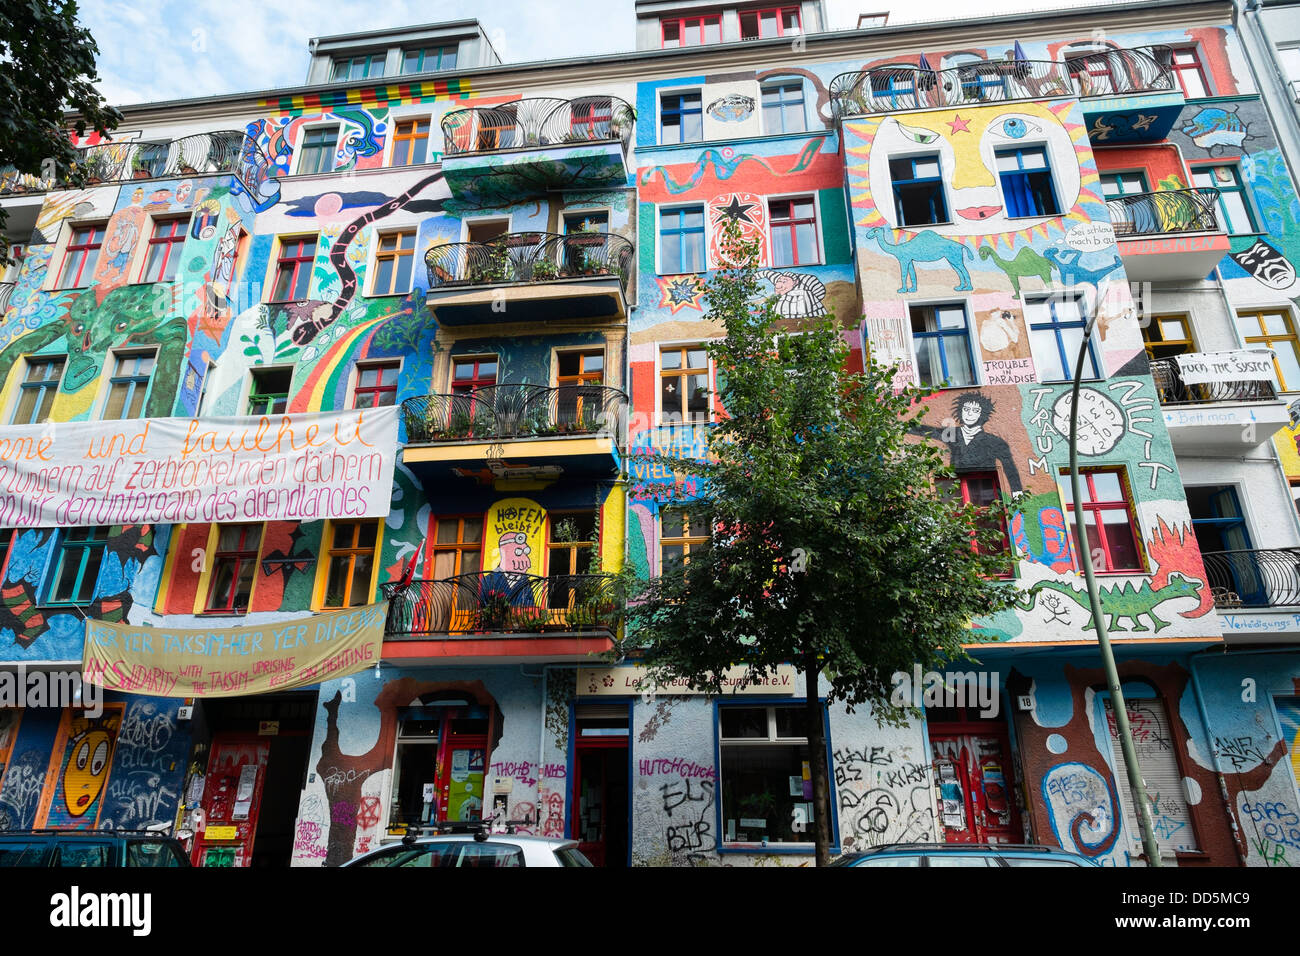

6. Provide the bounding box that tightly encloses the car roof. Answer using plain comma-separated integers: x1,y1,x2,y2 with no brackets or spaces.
392,834,578,845
845,842,1084,857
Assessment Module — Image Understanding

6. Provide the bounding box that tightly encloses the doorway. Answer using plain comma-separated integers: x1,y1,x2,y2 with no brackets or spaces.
928,707,1022,844
572,706,629,867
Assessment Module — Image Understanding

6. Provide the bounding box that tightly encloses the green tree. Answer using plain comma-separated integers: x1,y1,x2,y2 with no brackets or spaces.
626,221,1018,866
0,0,120,262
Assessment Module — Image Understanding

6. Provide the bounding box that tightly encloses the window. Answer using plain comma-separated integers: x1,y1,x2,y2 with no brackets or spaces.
660,507,710,568
659,206,706,274
432,516,484,579
660,345,710,424
270,237,317,302
1141,314,1194,360
371,230,416,295
44,527,111,605
769,197,819,267
401,46,456,74
204,525,263,614
320,520,380,610
719,703,822,846
1026,296,1097,382
247,367,293,415
740,6,801,39
1099,171,1150,199
102,350,157,420
761,81,808,135
996,147,1060,218
660,92,703,145
1102,697,1198,856
660,15,721,47
557,349,605,428
1058,468,1143,572
332,54,384,82
450,355,498,394
1186,485,1252,555
466,219,509,244
1236,309,1300,391
570,97,614,141
910,303,976,388
296,126,339,175
389,709,441,827
140,218,189,283
390,119,431,166
12,357,65,425
1167,46,1211,98
946,472,1012,574
57,224,105,288
564,211,608,235
351,361,400,409
1066,51,1120,96
890,156,949,226
870,68,917,110
1191,164,1256,234
548,511,597,576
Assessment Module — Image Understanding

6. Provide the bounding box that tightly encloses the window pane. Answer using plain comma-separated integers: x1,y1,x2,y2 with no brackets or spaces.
721,743,809,843
1101,510,1141,569
1030,327,1068,381
720,707,767,738
1089,471,1122,501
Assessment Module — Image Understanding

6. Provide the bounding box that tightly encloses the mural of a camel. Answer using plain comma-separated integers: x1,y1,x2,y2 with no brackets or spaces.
978,245,1054,299
865,226,973,293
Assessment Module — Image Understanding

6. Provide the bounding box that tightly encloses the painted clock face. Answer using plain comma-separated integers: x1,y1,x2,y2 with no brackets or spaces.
1051,388,1124,456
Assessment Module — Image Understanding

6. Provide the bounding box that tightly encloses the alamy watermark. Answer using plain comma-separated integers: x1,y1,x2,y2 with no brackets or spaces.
0,666,101,717
890,665,1000,718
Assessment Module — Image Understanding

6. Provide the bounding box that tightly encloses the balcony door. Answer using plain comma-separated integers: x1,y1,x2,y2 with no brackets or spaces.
556,349,605,431
1186,485,1264,606
431,516,485,632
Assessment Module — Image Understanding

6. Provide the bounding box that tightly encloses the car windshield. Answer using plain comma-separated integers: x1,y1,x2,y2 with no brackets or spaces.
1004,856,1088,867
555,846,594,867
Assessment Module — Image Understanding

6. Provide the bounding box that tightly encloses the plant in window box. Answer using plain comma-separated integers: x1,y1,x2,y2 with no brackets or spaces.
478,591,513,632
530,258,559,282
552,517,583,543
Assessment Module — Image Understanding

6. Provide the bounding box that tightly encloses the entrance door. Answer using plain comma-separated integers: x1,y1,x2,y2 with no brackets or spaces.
930,722,1020,844
192,736,269,867
572,706,629,867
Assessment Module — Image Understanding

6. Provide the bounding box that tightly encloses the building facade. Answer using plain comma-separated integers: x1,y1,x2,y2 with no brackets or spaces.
1,0,1299,868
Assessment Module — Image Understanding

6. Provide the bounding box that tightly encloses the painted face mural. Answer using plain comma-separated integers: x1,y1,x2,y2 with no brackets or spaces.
866,103,1081,238
497,532,532,573
62,717,118,817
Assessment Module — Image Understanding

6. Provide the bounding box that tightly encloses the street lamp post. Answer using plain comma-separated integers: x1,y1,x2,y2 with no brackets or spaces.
1066,304,1163,867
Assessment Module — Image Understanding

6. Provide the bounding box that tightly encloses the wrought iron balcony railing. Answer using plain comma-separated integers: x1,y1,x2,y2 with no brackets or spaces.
829,45,1175,119
1149,356,1279,406
1,130,272,195
402,384,627,444
381,572,623,637
1107,188,1221,238
1201,548,1300,609
0,282,14,314
440,97,635,158
424,231,634,294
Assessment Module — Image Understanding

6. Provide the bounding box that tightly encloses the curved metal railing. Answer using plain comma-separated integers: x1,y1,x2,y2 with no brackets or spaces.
1107,188,1221,237
829,45,1174,119
441,96,635,157
0,282,14,314
1,131,267,195
1148,355,1278,406
424,231,634,294
402,384,627,443
1200,549,1300,608
381,572,623,636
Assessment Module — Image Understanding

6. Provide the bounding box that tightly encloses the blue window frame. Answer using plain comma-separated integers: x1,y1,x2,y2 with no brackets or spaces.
958,65,1007,102
761,81,807,134
13,357,65,425
996,147,1060,218
1187,485,1264,605
659,206,706,274
910,303,976,388
870,69,917,109
890,155,949,226
660,92,703,145
103,350,156,420
1027,296,1097,382
44,527,111,606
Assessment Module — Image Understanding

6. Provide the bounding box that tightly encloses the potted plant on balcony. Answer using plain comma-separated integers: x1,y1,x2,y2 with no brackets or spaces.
478,591,513,632
530,258,559,282
470,245,513,284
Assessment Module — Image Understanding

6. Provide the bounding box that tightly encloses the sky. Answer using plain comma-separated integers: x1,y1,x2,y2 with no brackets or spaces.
78,0,1134,107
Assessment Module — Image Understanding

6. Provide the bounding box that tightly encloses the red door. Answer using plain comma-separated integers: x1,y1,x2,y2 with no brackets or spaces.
930,729,1020,844
192,736,269,867
573,740,628,867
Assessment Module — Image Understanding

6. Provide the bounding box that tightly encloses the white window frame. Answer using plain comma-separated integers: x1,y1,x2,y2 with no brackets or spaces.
461,215,513,244
242,364,296,417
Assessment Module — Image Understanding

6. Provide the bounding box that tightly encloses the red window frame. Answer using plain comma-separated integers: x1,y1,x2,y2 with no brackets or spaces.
352,361,400,409
451,356,499,394
140,218,189,283
1169,46,1211,97
739,5,801,40
957,472,1013,575
1061,468,1144,573
270,236,317,303
768,197,820,267
58,224,106,288
204,525,262,614
660,14,722,48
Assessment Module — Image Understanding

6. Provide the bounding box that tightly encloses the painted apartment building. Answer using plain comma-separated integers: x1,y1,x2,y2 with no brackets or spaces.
0,0,1298,868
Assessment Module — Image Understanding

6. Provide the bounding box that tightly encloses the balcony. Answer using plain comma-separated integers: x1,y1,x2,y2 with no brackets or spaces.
0,131,280,208
1151,354,1289,454
400,384,627,485
379,572,621,663
423,231,633,326
439,97,634,199
829,46,1181,141
1202,548,1300,640
0,282,13,314
1107,188,1231,280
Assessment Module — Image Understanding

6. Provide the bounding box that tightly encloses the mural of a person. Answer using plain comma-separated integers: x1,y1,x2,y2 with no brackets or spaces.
480,532,536,610
760,271,827,318
912,392,1023,492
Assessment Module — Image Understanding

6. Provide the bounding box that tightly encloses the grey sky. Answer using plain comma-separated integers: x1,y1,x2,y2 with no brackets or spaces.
79,0,1133,106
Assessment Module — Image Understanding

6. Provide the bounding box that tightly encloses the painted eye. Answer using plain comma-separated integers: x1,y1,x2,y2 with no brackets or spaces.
91,740,109,775
115,321,127,332
993,118,1042,140
76,742,90,770
896,122,939,145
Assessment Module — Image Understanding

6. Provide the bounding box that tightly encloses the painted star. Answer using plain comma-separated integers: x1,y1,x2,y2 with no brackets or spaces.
714,195,758,225
947,114,971,134
657,275,707,314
